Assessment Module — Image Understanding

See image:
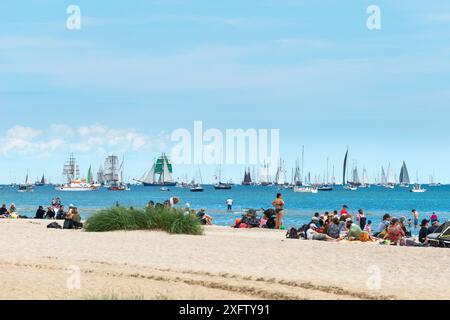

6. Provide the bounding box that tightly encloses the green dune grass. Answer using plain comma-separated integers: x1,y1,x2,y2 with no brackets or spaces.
84,206,203,235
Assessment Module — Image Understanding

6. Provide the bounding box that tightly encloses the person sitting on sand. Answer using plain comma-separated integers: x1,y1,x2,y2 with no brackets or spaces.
147,201,155,209
405,219,413,237
64,205,83,229
418,219,430,245
327,216,341,239
0,204,8,217
45,207,55,219
374,214,391,238
56,205,66,220
35,206,46,219
387,218,405,245
306,224,336,241
345,218,364,241
272,193,285,230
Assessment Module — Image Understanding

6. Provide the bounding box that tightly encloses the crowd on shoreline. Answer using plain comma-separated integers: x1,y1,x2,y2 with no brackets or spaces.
1,193,448,246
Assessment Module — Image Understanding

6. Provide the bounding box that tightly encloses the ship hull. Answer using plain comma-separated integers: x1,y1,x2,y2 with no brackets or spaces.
143,182,177,187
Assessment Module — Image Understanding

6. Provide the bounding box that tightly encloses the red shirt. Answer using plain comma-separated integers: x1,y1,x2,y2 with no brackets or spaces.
340,208,349,216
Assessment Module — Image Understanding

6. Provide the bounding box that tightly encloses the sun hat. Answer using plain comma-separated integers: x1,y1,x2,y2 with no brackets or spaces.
345,218,353,223
312,216,319,221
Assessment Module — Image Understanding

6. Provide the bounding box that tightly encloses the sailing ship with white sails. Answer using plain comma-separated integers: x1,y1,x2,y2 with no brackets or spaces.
274,159,287,186
137,153,177,187
103,155,129,191
318,157,333,191
359,167,370,188
259,161,271,186
57,154,100,191
385,163,396,189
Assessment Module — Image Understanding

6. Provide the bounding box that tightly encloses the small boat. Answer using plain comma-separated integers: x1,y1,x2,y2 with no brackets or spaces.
344,185,358,191
399,161,411,188
318,184,333,191
293,186,318,193
57,181,100,192
18,172,34,193
190,185,204,192
214,166,232,190
160,187,170,192
410,184,426,193
410,171,426,193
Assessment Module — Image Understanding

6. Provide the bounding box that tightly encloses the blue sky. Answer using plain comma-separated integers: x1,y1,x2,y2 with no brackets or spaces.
1,0,450,183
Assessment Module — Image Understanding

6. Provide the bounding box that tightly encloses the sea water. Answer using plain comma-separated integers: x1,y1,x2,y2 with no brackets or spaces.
1,185,449,227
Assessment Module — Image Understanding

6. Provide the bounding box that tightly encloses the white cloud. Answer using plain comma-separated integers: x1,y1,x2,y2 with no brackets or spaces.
0,123,168,157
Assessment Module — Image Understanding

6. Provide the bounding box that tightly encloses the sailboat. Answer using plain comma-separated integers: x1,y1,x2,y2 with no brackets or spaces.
190,168,204,192
318,157,333,191
57,154,100,192
18,171,34,193
385,163,396,189
411,171,427,193
399,161,411,188
214,166,232,190
137,153,177,187
342,149,357,191
35,174,47,187
359,167,370,188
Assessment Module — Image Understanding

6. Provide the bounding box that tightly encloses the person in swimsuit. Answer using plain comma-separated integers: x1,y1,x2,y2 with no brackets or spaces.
272,193,285,229
412,209,419,229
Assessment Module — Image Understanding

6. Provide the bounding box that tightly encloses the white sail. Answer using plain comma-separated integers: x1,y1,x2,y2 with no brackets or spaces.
381,167,387,185
143,164,156,184
387,164,396,184
259,162,270,184
362,168,369,185
162,160,172,183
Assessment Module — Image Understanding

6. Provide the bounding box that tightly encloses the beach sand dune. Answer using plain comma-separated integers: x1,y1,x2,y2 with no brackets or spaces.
0,220,449,300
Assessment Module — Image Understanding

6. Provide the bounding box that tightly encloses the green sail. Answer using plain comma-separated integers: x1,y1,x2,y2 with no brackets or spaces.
87,165,93,184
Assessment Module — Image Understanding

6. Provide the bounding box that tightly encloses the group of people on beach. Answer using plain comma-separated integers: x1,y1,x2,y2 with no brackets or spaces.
0,197,83,229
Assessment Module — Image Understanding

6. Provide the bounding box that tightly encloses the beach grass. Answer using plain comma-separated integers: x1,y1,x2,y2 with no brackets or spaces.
84,206,203,235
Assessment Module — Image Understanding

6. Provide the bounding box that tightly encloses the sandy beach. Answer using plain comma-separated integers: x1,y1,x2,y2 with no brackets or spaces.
0,219,449,300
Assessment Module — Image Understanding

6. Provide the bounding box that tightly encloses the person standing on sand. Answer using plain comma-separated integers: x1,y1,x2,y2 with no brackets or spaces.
412,209,419,229
226,198,233,212
272,193,285,229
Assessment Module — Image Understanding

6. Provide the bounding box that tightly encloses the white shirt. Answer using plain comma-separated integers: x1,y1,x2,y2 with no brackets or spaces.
306,228,316,240
226,199,233,205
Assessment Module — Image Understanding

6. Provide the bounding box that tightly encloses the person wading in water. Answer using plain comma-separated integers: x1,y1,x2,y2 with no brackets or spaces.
272,193,285,229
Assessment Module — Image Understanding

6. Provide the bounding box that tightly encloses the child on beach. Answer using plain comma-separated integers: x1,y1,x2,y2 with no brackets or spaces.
412,209,419,229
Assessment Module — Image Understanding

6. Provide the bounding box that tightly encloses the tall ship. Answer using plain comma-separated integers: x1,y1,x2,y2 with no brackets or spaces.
259,161,271,186
56,154,100,192
137,153,177,187
103,155,129,191
399,161,411,188
97,166,106,186
242,167,253,186
274,159,287,186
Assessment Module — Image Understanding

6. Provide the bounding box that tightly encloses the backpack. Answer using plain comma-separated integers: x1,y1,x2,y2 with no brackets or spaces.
298,223,311,239
47,222,62,229
286,227,299,239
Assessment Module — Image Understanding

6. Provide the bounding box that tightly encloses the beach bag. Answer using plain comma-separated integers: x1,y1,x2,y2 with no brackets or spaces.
47,222,62,229
286,227,299,239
